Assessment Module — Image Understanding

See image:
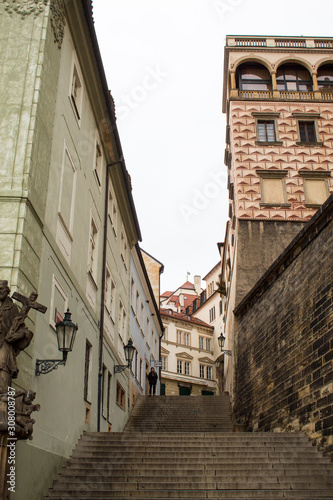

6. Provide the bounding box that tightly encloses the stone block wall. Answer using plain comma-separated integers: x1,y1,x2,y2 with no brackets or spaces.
234,195,333,459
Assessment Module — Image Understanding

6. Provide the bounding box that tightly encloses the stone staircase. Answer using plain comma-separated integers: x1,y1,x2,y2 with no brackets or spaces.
45,395,333,499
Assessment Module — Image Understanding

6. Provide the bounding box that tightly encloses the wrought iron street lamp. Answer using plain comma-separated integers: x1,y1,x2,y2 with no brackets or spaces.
114,339,135,373
35,308,78,375
218,333,232,356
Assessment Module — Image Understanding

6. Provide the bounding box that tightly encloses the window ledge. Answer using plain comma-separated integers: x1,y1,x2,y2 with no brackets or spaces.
305,203,324,208
260,202,292,207
296,141,324,147
255,141,283,146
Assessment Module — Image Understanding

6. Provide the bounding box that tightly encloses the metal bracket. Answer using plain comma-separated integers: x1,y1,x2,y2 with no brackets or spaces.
35,351,68,376
114,364,129,374
222,350,232,357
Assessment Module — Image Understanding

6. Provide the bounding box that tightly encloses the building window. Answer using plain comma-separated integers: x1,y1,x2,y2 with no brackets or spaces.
58,144,77,237
257,120,276,142
105,267,115,320
257,170,289,206
184,332,190,346
84,341,92,403
93,136,103,187
300,171,330,207
116,381,125,410
177,330,182,344
118,301,126,340
120,229,128,270
236,63,272,91
219,300,223,316
184,362,191,375
177,360,183,374
199,365,205,378
209,307,216,323
88,216,99,279
101,364,107,418
161,356,167,370
207,366,212,380
206,338,211,351
199,337,204,350
276,63,312,92
299,121,316,143
70,56,83,121
317,64,333,92
108,180,117,236
107,372,112,422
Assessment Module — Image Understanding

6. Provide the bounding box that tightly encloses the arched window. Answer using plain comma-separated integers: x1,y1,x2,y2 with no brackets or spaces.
317,64,333,91
276,63,312,92
236,63,271,91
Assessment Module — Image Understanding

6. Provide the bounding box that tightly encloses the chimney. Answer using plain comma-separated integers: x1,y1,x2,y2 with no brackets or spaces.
194,275,201,295
179,293,185,307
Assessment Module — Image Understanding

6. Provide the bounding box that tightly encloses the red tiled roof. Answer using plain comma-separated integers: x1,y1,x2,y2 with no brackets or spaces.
179,281,195,290
161,291,174,298
160,308,213,329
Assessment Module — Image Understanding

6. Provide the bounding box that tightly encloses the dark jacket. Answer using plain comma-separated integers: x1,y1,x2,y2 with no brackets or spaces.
148,370,158,385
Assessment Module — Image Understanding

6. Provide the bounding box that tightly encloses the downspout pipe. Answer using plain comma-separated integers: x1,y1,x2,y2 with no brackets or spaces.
97,160,120,432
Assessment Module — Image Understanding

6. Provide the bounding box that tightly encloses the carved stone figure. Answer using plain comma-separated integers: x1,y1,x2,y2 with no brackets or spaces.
0,282,46,395
15,390,40,440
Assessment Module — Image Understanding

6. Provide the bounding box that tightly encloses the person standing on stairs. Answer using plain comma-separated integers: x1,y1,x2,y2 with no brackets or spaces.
148,367,158,396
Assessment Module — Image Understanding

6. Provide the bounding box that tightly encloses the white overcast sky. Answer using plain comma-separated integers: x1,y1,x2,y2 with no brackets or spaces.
93,0,333,293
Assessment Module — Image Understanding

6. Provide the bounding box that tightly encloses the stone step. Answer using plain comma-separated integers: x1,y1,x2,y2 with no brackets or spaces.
45,395,333,500
44,489,333,499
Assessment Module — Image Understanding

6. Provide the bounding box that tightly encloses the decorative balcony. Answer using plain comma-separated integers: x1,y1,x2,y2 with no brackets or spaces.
228,36,333,49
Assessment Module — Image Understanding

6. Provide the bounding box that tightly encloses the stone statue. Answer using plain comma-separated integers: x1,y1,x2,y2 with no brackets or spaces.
0,281,46,440
0,281,46,394
14,390,40,440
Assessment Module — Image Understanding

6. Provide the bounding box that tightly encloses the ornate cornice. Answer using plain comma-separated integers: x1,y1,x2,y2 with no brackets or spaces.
3,0,48,18
3,0,66,48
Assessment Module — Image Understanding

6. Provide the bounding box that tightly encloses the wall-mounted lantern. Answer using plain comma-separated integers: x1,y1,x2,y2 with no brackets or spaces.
218,333,232,356
35,309,78,376
114,339,135,373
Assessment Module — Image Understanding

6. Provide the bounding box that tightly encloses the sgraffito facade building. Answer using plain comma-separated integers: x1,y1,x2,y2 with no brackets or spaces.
221,35,333,456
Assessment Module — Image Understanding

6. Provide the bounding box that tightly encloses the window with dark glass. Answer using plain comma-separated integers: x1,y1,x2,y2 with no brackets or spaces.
317,64,333,91
237,63,272,91
299,121,316,143
258,120,276,142
276,64,312,92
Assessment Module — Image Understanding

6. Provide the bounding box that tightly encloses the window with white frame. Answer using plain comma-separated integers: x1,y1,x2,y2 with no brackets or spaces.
206,366,212,380
58,144,77,236
93,134,103,187
118,301,126,340
184,361,191,375
199,336,204,349
176,330,182,344
184,332,190,346
161,356,167,370
209,307,216,323
108,180,117,236
69,54,83,121
120,228,128,270
199,364,205,378
88,216,99,280
177,360,183,374
105,267,115,319
206,338,211,351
